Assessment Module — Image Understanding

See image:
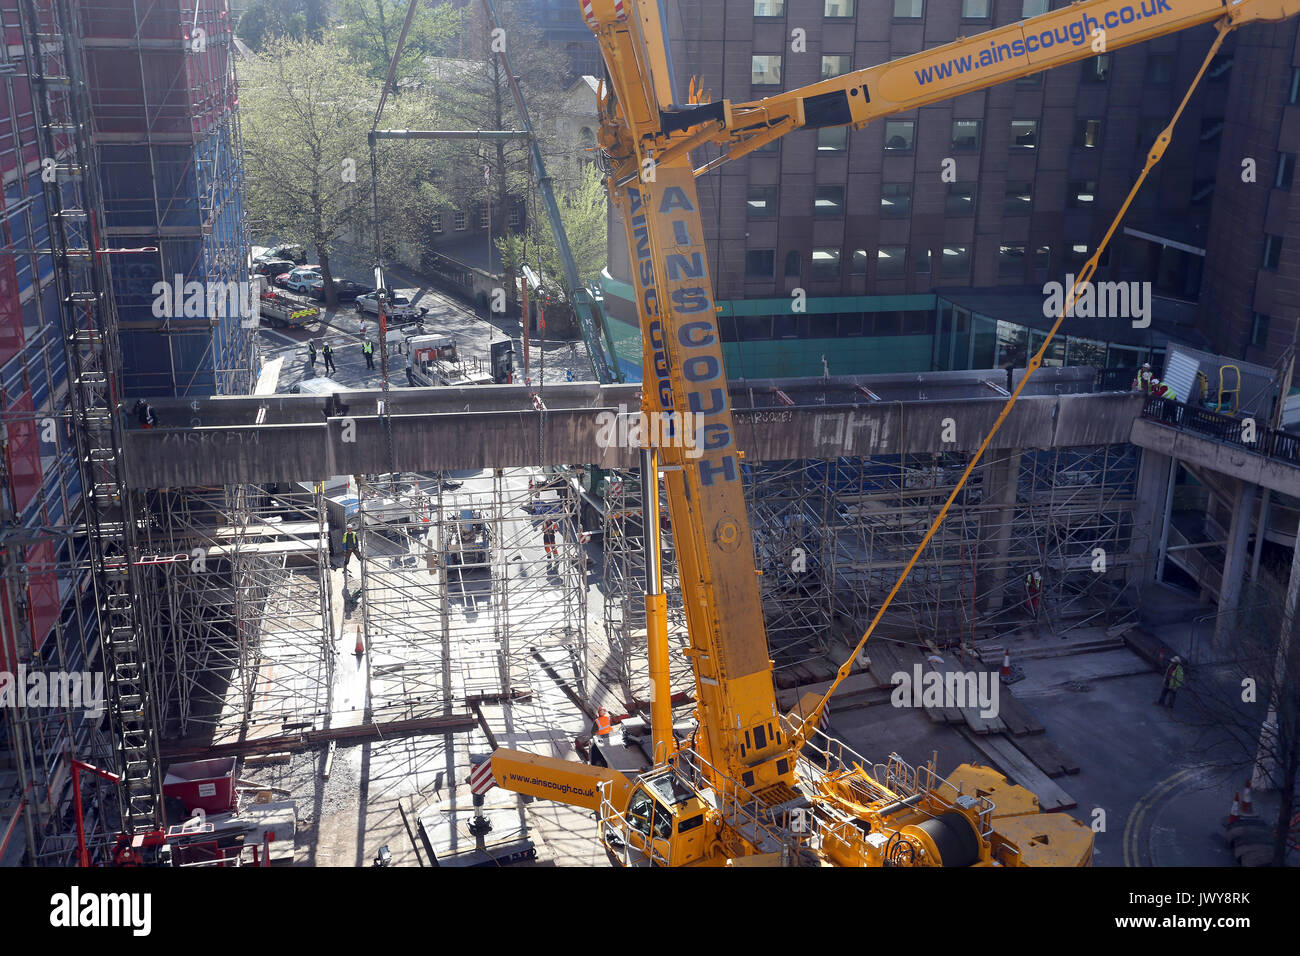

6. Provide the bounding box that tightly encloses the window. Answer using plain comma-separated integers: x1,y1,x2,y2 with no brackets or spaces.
1076,118,1102,149
822,55,851,80
873,312,901,335
1067,243,1090,269
1022,0,1049,15
809,313,838,337
508,205,522,227
814,185,845,216
1263,233,1283,271
1199,117,1224,143
1004,181,1032,215
742,316,772,340
877,246,906,278
946,183,976,215
1085,54,1110,83
1291,67,1300,105
755,0,784,15
884,120,914,151
962,0,989,17
1035,245,1051,271
1277,153,1296,190
952,120,981,151
1190,179,1215,206
999,244,1026,277
812,248,841,279
1017,71,1041,86
752,55,783,86
784,250,801,277
432,212,443,233
1068,180,1097,207
1251,312,1271,348
454,210,467,231
840,314,865,336
881,183,911,218
850,249,869,275
747,185,778,218
915,247,932,274
826,0,854,14
941,245,970,278
818,127,847,151
1208,54,1232,81
1147,54,1174,85
1011,119,1037,149
479,206,490,228
893,0,922,17
773,314,800,338
746,249,775,277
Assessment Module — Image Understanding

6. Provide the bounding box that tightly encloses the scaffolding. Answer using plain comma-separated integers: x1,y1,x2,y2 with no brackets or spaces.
134,483,334,742
595,444,1143,700
356,469,588,718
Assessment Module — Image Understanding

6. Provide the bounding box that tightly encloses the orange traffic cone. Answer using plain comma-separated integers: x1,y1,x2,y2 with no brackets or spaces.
354,626,364,656
1000,649,1011,678
1241,781,1254,816
1227,792,1241,824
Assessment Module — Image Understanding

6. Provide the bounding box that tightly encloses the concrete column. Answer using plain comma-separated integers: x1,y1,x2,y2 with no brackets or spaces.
980,447,1021,613
1214,479,1259,648
1252,511,1300,791
1250,489,1271,582
1132,448,1173,586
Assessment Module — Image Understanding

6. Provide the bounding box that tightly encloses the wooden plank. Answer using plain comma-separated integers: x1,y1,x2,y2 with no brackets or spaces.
1012,733,1080,778
863,642,903,690
962,731,1077,811
997,691,1045,736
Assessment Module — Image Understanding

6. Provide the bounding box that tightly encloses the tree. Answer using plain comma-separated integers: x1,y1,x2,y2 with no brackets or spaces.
421,2,573,311
336,0,462,81
240,37,438,307
236,0,309,51
1185,574,1300,866
497,162,607,316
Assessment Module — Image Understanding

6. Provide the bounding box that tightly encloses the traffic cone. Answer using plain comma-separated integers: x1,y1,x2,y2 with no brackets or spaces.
1241,781,1254,816
1226,792,1241,824
354,626,364,656
1000,649,1011,678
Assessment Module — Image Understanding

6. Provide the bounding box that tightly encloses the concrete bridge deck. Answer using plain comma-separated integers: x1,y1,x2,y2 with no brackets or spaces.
125,368,1145,487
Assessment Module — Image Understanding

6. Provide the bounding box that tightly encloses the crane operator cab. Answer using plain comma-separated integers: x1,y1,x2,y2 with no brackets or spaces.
600,766,710,867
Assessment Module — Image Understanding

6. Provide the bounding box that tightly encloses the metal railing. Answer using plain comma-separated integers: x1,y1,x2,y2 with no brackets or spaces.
1141,396,1300,469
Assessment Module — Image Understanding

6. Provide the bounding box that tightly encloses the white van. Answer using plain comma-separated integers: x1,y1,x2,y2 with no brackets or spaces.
290,377,344,395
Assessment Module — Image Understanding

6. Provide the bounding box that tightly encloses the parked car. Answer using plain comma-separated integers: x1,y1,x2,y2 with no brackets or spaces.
354,291,428,324
253,258,295,278
256,244,306,264
311,278,373,302
279,267,322,293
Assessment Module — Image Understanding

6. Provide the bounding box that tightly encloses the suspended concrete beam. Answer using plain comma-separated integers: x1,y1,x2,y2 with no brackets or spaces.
123,382,1146,488
1130,417,1300,499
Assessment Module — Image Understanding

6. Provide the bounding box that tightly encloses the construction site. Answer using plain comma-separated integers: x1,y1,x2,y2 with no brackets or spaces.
1,0,1298,872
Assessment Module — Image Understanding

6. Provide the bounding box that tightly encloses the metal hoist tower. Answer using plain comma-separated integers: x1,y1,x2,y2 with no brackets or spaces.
18,0,163,837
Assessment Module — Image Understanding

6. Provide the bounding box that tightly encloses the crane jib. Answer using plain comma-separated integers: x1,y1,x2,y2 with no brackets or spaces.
628,183,738,487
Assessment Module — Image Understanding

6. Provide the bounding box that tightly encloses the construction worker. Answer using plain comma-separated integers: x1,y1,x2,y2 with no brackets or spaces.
133,399,158,429
1151,378,1178,402
362,339,375,370
342,526,359,569
1156,655,1185,708
307,340,317,366
542,517,558,560
1132,362,1153,392
322,342,336,374
1025,569,1042,618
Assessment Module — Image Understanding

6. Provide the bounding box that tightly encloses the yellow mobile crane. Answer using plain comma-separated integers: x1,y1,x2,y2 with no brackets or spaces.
490,0,1300,867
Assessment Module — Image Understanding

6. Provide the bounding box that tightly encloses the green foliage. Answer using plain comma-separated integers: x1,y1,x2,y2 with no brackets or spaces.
236,0,316,50
336,0,462,81
498,163,607,305
239,36,442,302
